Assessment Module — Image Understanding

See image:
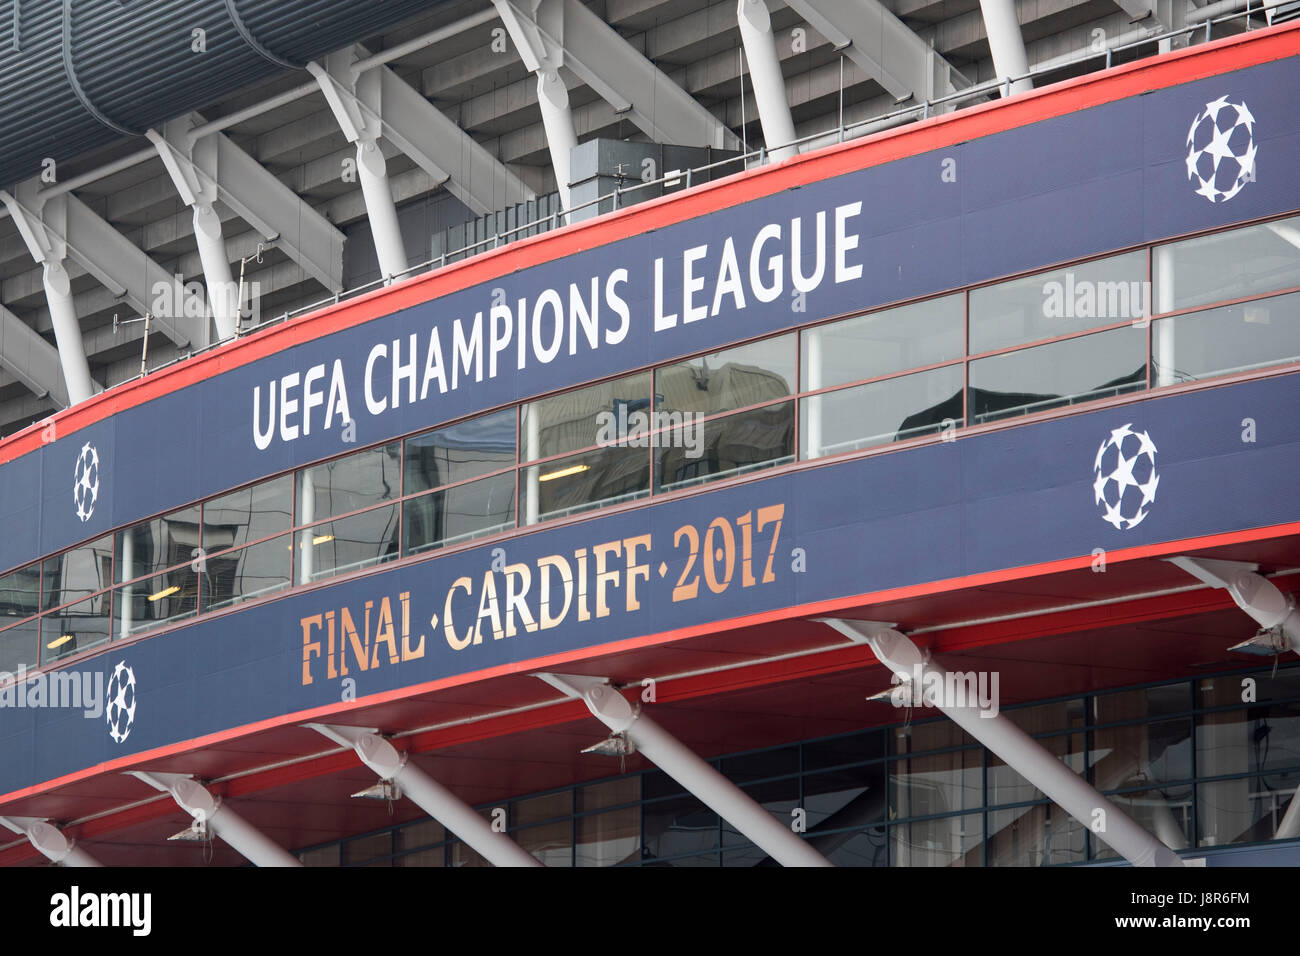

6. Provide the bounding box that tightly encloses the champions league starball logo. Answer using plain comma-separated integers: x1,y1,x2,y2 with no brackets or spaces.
72,442,101,523
1093,424,1159,531
1185,96,1257,204
105,661,137,744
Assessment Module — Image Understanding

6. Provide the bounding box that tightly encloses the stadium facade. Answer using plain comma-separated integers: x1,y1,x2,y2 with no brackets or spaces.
0,1,1298,868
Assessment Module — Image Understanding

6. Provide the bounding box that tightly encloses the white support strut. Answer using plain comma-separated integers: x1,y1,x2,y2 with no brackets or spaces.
0,816,101,867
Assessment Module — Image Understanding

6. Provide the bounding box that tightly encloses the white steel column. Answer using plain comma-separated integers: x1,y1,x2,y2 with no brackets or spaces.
737,0,797,162
1154,247,1177,387
1168,558,1300,654
298,469,316,586
0,188,95,405
307,724,542,867
537,71,579,210
804,328,823,458
119,530,134,639
978,0,1032,95
0,817,101,867
1277,789,1300,840
821,620,1185,867
525,408,541,526
130,772,301,867
537,673,832,867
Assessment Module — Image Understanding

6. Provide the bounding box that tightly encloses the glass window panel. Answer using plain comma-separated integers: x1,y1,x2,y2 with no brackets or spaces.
521,372,650,461
200,534,292,612
890,812,983,867
803,764,887,832
1095,783,1192,860
202,476,292,553
891,718,974,754
643,793,717,862
521,445,649,525
395,847,445,867
824,828,889,867
342,832,392,866
1092,719,1192,789
0,618,38,674
722,746,799,785
0,563,40,624
297,444,400,524
1154,214,1300,313
988,803,1086,866
1198,670,1300,707
42,536,112,610
803,294,963,390
656,335,796,416
514,791,571,827
986,732,1086,807
968,325,1147,425
803,730,886,772
1095,683,1191,724
114,507,201,585
970,250,1147,353
802,365,963,459
403,472,515,555
577,805,641,867
1198,770,1300,847
1004,698,1086,736
890,746,982,819
450,840,493,868
1196,700,1300,780
722,777,798,847
113,564,198,638
299,846,340,867
395,819,445,852
1151,290,1300,385
578,776,640,814
404,408,516,494
654,401,794,493
299,504,400,583
42,593,112,664
515,821,570,866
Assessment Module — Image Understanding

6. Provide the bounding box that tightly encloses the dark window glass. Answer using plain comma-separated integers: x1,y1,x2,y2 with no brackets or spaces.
42,536,112,610
891,812,983,867
802,294,963,390
201,535,292,612
521,373,650,461
801,365,963,459
1095,782,1192,861
0,563,40,623
968,325,1147,424
521,446,649,524
1151,290,1300,386
655,401,794,493
987,804,1086,866
299,504,400,583
0,618,38,674
114,564,198,638
1198,771,1299,847
42,593,112,664
970,251,1147,353
655,335,795,416
115,506,201,584
404,408,516,495
202,477,292,553
576,805,641,867
297,444,399,525
342,833,392,866
643,793,718,862
824,829,889,867
403,472,515,555
1154,215,1300,313
803,730,887,772
986,730,1086,807
803,764,887,834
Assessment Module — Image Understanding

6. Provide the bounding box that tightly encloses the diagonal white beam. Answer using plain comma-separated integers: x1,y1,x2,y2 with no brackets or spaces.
0,816,101,867
499,0,740,150
0,303,96,407
783,0,966,103
737,0,798,161
129,771,301,867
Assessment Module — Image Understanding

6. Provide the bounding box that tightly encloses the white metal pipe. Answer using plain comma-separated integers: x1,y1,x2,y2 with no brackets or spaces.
978,0,1032,95
804,327,823,457
1169,557,1300,653
1277,788,1300,840
307,724,540,866
356,140,409,282
42,261,95,405
1154,247,1177,386
536,71,578,211
737,0,798,162
1187,0,1281,23
298,469,316,585
538,674,832,867
525,408,540,525
0,818,102,867
192,204,239,341
822,621,1184,867
119,530,134,639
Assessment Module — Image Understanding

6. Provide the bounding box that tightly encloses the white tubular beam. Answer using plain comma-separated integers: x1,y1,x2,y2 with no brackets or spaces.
1277,789,1300,840
306,724,541,867
1168,558,1300,654
738,0,798,162
129,772,300,867
0,816,101,867
0,300,78,407
536,71,579,210
977,0,1032,95
536,674,832,867
783,0,965,105
821,620,1185,867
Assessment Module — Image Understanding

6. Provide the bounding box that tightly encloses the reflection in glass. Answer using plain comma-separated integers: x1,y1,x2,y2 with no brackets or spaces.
655,401,793,493
42,536,112,610
891,812,983,867
296,444,399,526
1198,770,1300,848
201,535,292,612
1151,291,1300,386
403,472,515,555
0,563,40,624
521,373,650,461
202,476,292,552
987,804,1085,866
521,445,649,524
968,326,1147,424
43,593,112,664
801,365,963,459
802,295,963,390
970,250,1147,353
0,618,38,673
1097,783,1192,860
300,504,400,582
577,807,641,867
890,745,982,821
404,408,516,494
987,731,1086,808
643,794,717,863
1154,214,1300,313
655,335,795,415
115,506,202,585
114,564,198,638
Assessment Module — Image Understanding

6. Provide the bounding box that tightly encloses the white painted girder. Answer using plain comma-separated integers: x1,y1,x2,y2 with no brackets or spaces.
0,303,90,407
